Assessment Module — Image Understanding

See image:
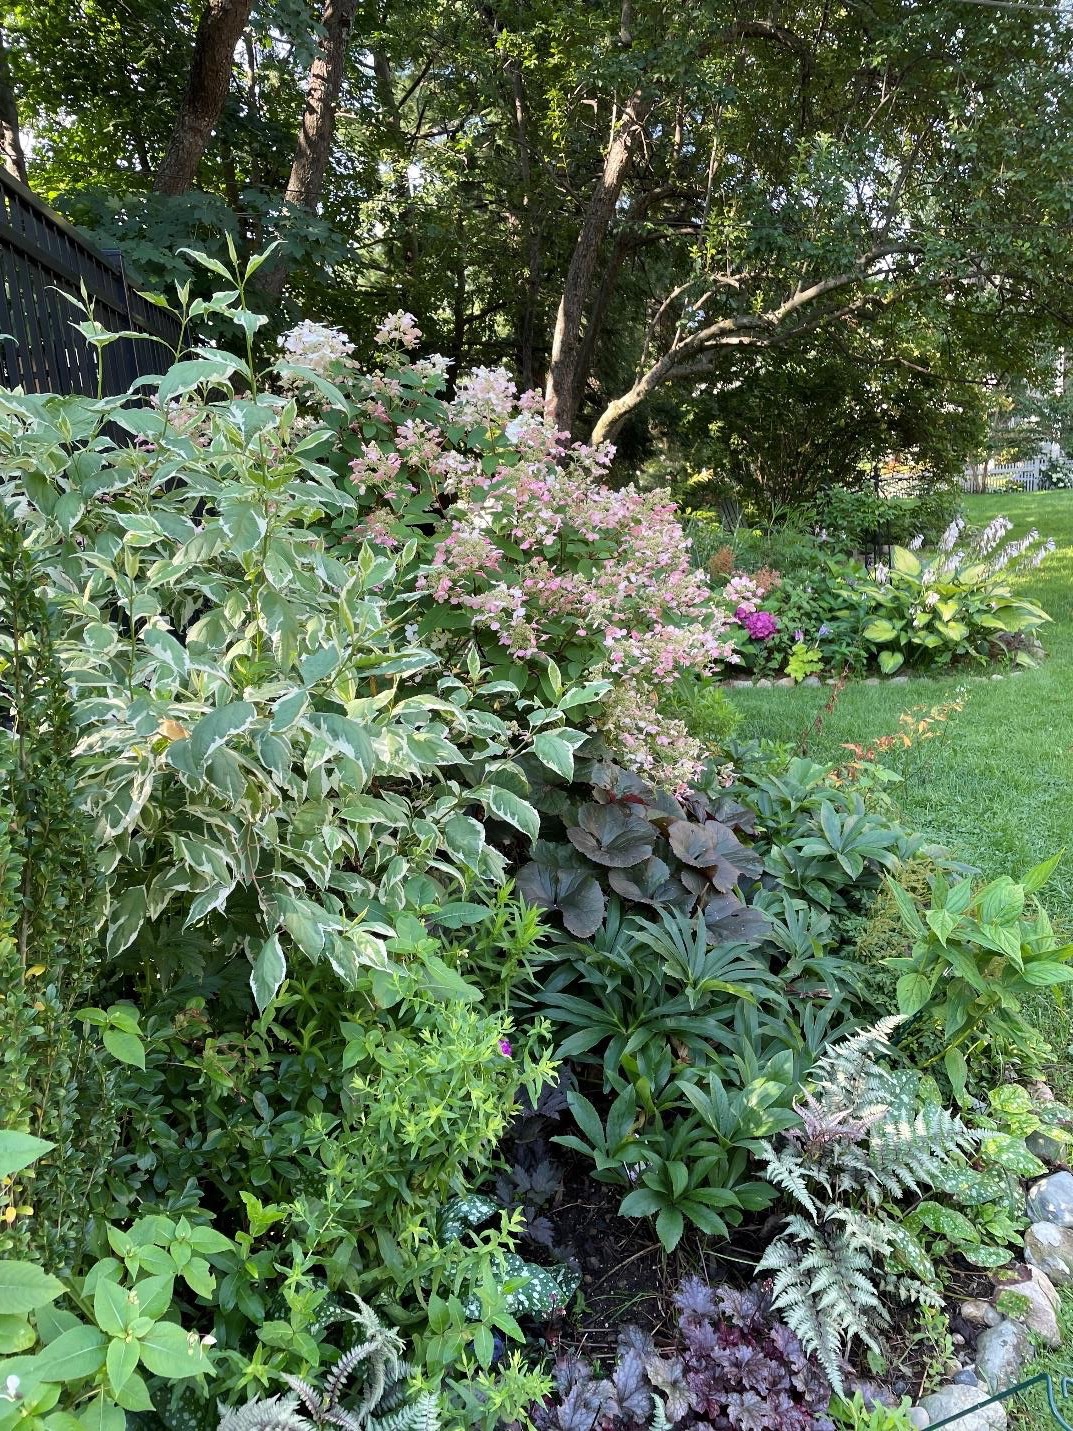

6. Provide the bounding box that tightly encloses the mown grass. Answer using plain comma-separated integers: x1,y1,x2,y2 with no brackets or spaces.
728,491,1073,1089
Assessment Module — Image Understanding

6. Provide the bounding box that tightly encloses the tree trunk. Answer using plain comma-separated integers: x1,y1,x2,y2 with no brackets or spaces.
544,89,649,435
154,0,254,196
261,0,360,302
0,32,28,186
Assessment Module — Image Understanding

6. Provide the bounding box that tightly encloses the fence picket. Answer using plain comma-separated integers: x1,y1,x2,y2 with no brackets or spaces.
0,169,180,397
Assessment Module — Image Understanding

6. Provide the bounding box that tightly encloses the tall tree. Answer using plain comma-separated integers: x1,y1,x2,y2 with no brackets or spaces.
154,0,255,196
0,29,28,185
261,0,361,301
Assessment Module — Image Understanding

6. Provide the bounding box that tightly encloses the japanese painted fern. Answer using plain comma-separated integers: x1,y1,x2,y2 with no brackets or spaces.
217,1299,439,1431
758,1019,977,1390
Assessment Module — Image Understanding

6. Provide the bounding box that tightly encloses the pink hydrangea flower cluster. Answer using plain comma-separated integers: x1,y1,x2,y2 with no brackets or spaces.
723,573,768,614
339,320,741,787
374,310,422,351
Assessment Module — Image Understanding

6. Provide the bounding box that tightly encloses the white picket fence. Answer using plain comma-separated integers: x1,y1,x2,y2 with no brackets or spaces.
963,452,1048,493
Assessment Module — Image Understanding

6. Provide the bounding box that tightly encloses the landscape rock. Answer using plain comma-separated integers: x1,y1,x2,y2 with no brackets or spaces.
919,1384,1006,1431
961,1299,1002,1328
1024,1221,1073,1282
865,677,880,685
953,1368,980,1387
775,677,794,687
755,678,773,688
974,1319,1032,1392
1026,1170,1073,1226
1027,1129,1066,1165
803,675,821,685
997,1266,1061,1346
891,675,909,683
907,1409,930,1430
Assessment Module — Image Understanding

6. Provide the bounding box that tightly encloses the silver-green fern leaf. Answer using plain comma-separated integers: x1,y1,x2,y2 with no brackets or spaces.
218,1301,433,1431
758,1020,977,1392
217,1395,314,1431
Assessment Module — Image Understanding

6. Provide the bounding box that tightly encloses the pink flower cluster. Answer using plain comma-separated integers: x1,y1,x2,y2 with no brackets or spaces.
723,573,768,614
341,330,741,787
739,609,779,641
374,310,422,351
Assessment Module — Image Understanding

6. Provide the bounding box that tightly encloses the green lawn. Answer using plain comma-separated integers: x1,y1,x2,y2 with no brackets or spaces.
731,492,1073,921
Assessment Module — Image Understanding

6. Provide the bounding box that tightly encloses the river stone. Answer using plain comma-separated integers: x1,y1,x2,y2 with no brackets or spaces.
919,1384,1006,1431
961,1299,1002,1328
997,1267,1061,1346
974,1319,1031,1392
953,1368,980,1387
1025,1221,1073,1282
1027,1129,1066,1165
908,1410,930,1430
1026,1170,1073,1226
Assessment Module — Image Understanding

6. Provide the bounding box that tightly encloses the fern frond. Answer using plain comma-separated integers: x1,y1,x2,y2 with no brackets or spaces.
217,1396,314,1431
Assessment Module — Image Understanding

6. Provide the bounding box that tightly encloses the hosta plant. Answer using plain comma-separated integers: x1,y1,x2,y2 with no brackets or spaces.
851,517,1053,674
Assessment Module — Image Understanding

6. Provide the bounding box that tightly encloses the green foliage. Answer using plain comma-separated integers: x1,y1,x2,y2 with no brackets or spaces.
785,644,824,684
660,678,741,754
886,856,1073,1090
0,1155,233,1431
758,1021,978,1390
853,542,1051,675
810,485,963,555
0,506,114,1266
831,1390,918,1431
216,1299,437,1431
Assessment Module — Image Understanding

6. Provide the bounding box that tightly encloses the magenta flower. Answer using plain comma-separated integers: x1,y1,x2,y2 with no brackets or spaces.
742,610,779,641
793,629,804,643
498,1038,513,1057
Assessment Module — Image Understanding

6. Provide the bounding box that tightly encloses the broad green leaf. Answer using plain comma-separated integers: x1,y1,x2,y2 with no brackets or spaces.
93,1279,132,1338
878,648,904,674
305,712,375,774
0,1316,34,1353
78,1393,125,1431
0,1132,54,1179
891,546,922,577
944,1046,969,1105
106,887,147,959
106,1336,139,1395
1024,851,1064,893
863,619,898,642
137,1320,213,1379
1021,960,1073,986
250,934,286,1012
0,1261,65,1314
896,972,933,1016
102,1030,145,1071
32,1324,108,1380
475,786,539,843
533,731,574,780
187,702,256,768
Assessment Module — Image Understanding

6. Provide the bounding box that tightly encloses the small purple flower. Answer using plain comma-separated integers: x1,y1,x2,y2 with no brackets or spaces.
742,610,779,641
817,623,832,638
793,629,804,643
498,1038,513,1057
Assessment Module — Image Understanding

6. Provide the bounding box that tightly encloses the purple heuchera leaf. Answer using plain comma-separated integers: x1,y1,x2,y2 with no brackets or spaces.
533,1279,833,1431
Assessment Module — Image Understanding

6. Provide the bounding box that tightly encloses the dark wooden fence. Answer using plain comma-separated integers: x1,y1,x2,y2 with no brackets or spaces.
0,169,180,398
